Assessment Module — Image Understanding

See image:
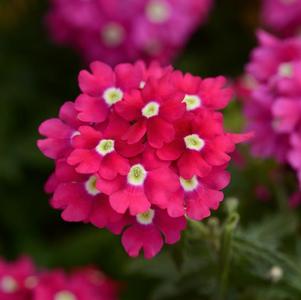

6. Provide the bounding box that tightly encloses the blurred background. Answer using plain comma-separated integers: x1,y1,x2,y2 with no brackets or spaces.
3,0,301,299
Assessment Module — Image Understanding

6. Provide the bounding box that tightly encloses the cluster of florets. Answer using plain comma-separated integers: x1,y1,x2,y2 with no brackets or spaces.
238,31,301,194
46,0,213,65
38,60,248,258
0,256,118,300
261,0,301,37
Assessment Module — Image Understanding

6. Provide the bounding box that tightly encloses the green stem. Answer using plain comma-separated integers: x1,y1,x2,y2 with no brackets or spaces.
218,213,239,300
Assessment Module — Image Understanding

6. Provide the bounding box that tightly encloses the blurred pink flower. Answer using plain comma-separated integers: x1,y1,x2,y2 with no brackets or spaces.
239,30,301,201
261,0,301,37
34,268,118,300
46,0,213,65
0,257,37,300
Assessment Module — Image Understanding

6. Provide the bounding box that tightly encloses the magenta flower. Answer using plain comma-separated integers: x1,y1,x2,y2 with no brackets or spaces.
261,0,301,37
38,60,249,258
0,257,119,300
107,208,186,259
46,160,121,227
239,30,301,200
0,257,37,300
34,268,118,300
37,102,82,160
46,0,213,65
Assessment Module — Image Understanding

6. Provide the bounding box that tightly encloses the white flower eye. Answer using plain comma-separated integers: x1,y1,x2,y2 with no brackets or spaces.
136,209,155,225
182,95,202,111
54,291,77,300
184,134,205,151
103,87,123,106
101,22,125,47
278,63,293,77
180,176,199,192
0,276,18,294
127,164,147,186
95,139,115,156
146,0,170,23
85,176,101,196
142,101,160,118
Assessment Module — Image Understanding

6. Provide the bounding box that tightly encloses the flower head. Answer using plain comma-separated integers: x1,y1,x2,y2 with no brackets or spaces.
262,0,301,37
46,0,213,65
38,60,249,258
239,31,301,202
0,257,37,300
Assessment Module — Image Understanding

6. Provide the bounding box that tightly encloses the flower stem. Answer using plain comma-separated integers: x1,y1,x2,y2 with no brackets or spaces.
217,212,239,300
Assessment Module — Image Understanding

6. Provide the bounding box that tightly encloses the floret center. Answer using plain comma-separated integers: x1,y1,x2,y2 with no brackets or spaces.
96,139,115,156
54,291,76,300
85,176,101,196
146,0,170,23
127,164,147,186
180,176,199,192
142,101,160,118
278,62,293,77
103,87,123,106
136,209,155,225
0,276,18,293
182,94,202,111
101,22,125,47
184,134,205,151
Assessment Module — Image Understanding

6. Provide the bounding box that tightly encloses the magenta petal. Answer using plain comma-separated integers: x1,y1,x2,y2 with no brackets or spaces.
121,225,163,259
110,186,150,215
75,94,109,123
147,118,175,148
90,197,121,228
123,120,147,144
154,209,186,244
78,70,102,96
39,118,72,139
67,149,101,174
59,101,81,128
156,140,183,161
96,175,125,195
37,138,69,160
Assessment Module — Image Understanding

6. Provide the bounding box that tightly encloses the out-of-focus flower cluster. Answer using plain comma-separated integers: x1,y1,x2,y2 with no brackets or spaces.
38,60,249,258
238,30,301,204
261,0,301,37
46,0,213,65
0,256,119,300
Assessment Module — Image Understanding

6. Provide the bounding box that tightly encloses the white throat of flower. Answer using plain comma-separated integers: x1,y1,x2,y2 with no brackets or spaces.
182,94,202,111
180,176,199,192
85,176,101,196
139,81,146,89
136,209,155,225
0,276,18,294
278,62,293,77
142,101,160,118
146,0,170,23
127,164,147,186
184,134,205,151
96,139,115,156
103,87,123,106
101,22,125,47
54,291,77,300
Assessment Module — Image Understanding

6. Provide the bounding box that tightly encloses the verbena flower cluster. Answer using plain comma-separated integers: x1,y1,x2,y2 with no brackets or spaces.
0,256,118,300
46,0,213,65
38,61,249,258
261,0,301,37
239,31,301,197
